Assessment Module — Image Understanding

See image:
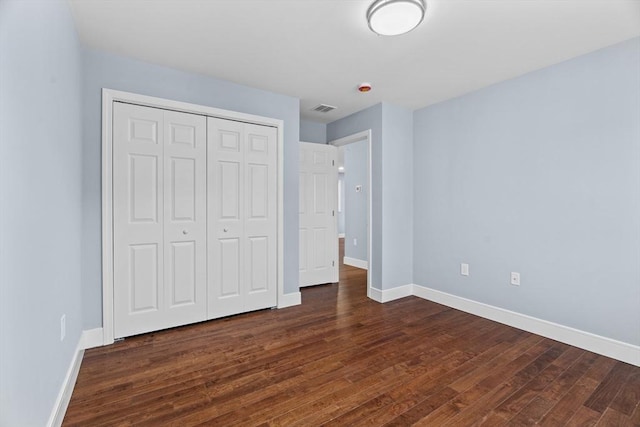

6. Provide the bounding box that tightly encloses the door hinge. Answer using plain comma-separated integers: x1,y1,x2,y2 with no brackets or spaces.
332,260,335,266
332,210,335,216
332,160,335,166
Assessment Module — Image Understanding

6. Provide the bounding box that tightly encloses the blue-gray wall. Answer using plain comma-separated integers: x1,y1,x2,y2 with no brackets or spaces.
0,1,84,425
327,103,415,290
413,37,640,346
300,119,327,144
381,104,414,288
81,49,300,329
343,140,369,262
328,104,383,288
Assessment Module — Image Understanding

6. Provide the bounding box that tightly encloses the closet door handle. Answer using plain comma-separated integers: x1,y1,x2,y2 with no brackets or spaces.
182,229,189,235
223,228,229,233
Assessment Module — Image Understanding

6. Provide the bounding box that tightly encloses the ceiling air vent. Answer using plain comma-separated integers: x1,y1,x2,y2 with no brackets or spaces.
311,104,337,113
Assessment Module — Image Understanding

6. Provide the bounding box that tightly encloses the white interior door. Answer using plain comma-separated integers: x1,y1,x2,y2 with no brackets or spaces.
207,117,277,319
299,142,338,287
113,102,207,338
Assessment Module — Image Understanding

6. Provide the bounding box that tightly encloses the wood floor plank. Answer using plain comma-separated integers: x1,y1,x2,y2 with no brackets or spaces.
585,361,638,413
506,395,555,426
384,386,459,426
401,335,543,426
539,351,599,402
565,405,602,427
490,361,566,422
609,369,640,416
596,407,633,426
441,341,567,426
551,346,586,370
336,347,483,425
630,401,640,424
63,239,640,426
448,333,543,393
538,376,602,426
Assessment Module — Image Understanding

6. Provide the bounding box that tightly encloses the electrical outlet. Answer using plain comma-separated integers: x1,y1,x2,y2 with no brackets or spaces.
353,238,358,246
510,272,520,286
60,314,66,341
461,263,469,276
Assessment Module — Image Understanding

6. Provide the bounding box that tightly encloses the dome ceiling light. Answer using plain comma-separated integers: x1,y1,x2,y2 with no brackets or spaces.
367,0,427,36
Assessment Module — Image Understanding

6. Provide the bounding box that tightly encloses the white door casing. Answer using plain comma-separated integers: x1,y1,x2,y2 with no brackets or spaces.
207,118,278,319
113,103,207,338
299,142,338,287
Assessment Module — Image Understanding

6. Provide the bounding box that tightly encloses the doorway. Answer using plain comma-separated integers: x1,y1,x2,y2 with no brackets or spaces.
329,130,373,298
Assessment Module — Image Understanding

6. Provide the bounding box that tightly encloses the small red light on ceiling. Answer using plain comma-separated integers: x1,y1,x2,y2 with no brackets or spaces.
358,83,372,93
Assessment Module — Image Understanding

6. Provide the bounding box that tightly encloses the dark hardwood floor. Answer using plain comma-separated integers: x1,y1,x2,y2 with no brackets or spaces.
64,240,640,426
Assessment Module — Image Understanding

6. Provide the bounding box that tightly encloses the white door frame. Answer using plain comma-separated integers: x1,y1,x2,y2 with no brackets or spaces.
328,130,373,300
101,88,284,345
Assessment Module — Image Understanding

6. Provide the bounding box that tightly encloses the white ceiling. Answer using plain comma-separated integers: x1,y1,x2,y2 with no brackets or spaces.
69,0,640,124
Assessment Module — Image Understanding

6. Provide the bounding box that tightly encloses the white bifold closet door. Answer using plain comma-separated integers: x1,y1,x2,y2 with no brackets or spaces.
207,118,278,319
113,102,207,339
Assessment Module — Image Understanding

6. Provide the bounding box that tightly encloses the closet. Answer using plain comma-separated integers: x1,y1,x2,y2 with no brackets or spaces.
112,101,277,339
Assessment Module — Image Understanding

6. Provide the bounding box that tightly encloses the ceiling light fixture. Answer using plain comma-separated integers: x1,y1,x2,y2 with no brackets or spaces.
367,0,426,36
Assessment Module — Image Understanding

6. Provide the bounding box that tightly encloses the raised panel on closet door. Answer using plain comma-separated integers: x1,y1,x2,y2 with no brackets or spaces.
207,118,245,318
244,124,277,311
113,102,165,338
163,110,207,323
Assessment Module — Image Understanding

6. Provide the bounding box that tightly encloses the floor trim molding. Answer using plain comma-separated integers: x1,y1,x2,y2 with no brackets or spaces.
368,287,382,302
278,291,301,308
369,284,413,303
81,328,104,349
343,256,368,270
47,339,84,427
411,283,640,367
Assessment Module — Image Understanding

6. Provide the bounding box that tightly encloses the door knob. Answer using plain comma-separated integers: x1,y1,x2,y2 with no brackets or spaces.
223,228,228,232
182,229,189,235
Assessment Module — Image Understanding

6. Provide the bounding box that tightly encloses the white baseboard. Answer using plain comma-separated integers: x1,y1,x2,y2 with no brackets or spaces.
278,291,301,308
343,256,368,270
368,287,382,302
411,284,640,367
47,339,84,427
81,328,104,349
338,233,345,238
368,284,413,303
